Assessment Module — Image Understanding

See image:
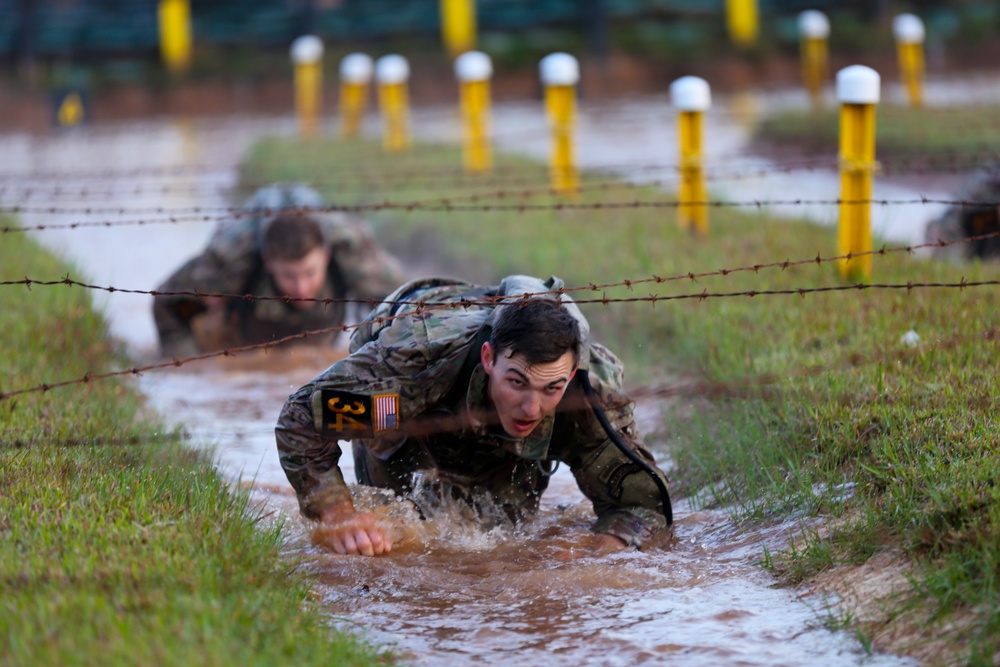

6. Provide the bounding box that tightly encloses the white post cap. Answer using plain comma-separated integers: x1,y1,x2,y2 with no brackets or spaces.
669,76,712,112
893,13,925,44
290,35,324,64
798,10,830,40
539,53,580,86
375,54,410,84
836,65,880,104
339,53,373,84
455,51,493,82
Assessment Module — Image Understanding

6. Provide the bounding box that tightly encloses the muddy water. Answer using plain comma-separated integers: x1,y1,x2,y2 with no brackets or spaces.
0,93,937,665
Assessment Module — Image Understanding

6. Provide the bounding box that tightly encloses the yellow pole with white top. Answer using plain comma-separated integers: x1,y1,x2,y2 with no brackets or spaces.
338,53,373,139
376,55,412,153
158,0,192,74
539,53,580,194
454,51,493,173
440,0,477,59
893,13,925,108
836,65,880,282
798,10,829,108
291,35,324,139
725,0,758,48
670,76,711,236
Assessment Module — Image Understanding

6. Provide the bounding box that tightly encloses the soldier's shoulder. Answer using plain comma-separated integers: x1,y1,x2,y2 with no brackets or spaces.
956,166,1000,200
207,215,261,258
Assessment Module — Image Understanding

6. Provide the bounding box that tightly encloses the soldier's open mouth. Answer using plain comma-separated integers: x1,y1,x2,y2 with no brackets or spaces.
512,419,536,434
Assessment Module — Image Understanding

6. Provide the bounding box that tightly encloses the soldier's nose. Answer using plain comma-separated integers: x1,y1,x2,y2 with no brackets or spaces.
522,393,542,418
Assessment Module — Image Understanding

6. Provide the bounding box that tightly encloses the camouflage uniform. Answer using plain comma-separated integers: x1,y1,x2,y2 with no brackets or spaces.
275,275,671,548
153,184,405,357
924,168,1000,261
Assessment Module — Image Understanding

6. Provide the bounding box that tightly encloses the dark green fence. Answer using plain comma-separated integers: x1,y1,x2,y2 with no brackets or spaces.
1,0,995,59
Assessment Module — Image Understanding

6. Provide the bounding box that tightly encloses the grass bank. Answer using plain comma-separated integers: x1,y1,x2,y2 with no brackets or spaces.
244,136,1000,665
0,221,387,666
752,102,1000,167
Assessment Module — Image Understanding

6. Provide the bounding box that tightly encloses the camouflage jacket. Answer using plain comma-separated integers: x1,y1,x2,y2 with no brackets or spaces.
924,168,1000,261
152,184,404,357
275,275,671,548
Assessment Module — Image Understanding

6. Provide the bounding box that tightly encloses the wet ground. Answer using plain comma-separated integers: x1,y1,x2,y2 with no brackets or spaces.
6,75,991,665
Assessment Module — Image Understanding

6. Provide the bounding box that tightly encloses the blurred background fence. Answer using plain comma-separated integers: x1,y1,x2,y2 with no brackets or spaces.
3,1,999,69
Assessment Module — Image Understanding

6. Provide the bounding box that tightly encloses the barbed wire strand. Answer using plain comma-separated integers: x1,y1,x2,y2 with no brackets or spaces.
4,228,999,304
4,155,999,202
2,276,998,402
3,147,998,183
4,197,1000,234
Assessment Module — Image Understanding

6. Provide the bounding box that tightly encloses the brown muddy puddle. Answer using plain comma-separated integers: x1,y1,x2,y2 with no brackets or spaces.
0,99,946,665
156,363,909,666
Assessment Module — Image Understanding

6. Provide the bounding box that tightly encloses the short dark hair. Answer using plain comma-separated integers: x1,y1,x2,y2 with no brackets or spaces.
490,299,581,366
261,212,325,261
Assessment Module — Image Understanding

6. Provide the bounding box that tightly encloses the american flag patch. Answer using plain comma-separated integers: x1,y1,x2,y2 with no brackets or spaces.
374,393,399,432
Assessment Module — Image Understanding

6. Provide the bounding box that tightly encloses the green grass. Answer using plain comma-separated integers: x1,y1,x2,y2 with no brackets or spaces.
244,135,1000,664
0,222,388,666
752,103,1000,166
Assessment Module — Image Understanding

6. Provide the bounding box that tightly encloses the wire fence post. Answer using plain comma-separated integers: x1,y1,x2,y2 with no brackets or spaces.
725,0,758,49
836,65,880,282
798,10,829,109
291,35,324,139
338,53,372,140
893,14,925,108
539,53,580,195
455,51,493,173
670,76,711,236
440,0,477,59
376,55,412,153
158,0,192,75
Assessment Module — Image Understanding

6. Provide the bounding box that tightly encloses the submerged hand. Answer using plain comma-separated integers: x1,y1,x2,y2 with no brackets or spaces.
590,533,628,551
555,532,628,561
318,502,394,556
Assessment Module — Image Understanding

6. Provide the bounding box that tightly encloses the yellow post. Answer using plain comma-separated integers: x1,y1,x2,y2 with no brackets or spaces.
798,10,830,108
291,36,324,138
454,51,493,173
725,0,758,49
893,13,925,108
338,53,373,139
55,91,87,128
158,0,192,74
836,65,880,282
440,0,477,59
539,53,580,194
376,55,412,153
670,76,712,236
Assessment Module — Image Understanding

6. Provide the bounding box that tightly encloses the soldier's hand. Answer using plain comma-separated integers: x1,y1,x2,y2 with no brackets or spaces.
555,532,628,561
590,532,628,551
318,501,393,556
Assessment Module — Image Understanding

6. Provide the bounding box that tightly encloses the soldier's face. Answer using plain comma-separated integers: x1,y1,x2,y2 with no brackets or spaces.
265,247,331,309
481,343,577,438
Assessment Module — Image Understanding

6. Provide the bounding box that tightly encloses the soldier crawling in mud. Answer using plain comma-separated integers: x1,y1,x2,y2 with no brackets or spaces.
924,165,1000,261
275,274,673,557
152,183,405,358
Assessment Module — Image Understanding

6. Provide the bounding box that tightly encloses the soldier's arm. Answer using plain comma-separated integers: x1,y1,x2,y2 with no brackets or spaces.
275,316,475,537
327,216,407,301
152,249,250,358
562,347,671,549
275,386,393,557
153,256,209,358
